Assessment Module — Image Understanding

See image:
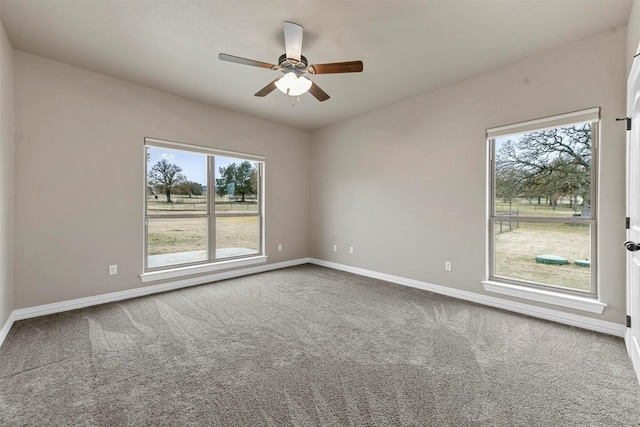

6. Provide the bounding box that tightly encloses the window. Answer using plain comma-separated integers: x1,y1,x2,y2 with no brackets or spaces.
487,108,599,296
144,138,264,274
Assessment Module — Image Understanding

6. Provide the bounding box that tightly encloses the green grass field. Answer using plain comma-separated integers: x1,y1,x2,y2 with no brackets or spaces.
147,216,259,255
494,200,591,292
146,194,258,215
146,195,259,256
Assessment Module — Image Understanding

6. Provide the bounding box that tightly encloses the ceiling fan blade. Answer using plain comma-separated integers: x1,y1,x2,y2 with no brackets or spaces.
308,61,364,75
218,53,278,70
254,78,280,97
308,82,330,102
284,21,303,62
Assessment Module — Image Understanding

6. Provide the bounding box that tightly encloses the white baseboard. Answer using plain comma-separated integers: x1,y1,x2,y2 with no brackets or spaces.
0,258,311,349
309,258,625,337
0,311,16,350
0,256,625,350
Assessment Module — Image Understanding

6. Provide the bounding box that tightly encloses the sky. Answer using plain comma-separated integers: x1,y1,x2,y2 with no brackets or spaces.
147,146,243,185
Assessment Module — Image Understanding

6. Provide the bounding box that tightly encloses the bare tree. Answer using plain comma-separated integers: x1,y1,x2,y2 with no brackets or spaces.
495,167,523,210
496,124,591,212
148,159,186,203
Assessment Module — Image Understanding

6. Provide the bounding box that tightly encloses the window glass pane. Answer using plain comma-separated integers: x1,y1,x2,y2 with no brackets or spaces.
493,221,591,292
147,147,207,215
216,216,260,258
147,217,208,268
495,123,592,218
214,156,259,214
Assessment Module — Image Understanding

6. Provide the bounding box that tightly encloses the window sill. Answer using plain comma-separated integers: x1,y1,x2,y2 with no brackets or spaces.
481,280,606,314
140,255,268,283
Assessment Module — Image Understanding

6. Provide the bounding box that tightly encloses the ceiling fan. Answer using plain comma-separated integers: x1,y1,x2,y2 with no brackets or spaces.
218,21,363,102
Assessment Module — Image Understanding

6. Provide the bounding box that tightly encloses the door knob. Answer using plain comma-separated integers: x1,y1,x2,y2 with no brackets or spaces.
624,241,640,252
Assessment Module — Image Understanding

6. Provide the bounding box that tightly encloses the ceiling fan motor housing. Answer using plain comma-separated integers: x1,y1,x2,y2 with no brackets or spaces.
278,54,308,76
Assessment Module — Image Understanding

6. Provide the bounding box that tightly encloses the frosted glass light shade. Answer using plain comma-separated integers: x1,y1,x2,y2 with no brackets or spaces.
275,73,312,96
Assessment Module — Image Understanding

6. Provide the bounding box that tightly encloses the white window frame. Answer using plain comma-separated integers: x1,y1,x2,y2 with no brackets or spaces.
140,138,266,282
482,108,606,313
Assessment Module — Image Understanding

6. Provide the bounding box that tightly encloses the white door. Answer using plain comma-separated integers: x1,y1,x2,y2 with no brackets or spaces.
626,56,640,385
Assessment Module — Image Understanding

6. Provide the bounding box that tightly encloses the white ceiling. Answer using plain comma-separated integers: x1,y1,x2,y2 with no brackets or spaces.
0,0,633,131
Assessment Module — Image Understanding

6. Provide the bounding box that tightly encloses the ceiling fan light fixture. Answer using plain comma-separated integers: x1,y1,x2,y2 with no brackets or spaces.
275,72,312,96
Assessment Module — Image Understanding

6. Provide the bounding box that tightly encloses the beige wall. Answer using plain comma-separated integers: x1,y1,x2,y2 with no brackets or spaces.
13,52,310,308
628,0,640,74
0,13,15,326
310,27,628,324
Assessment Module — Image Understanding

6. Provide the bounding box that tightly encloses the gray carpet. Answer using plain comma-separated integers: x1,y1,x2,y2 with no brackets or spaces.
1,264,639,426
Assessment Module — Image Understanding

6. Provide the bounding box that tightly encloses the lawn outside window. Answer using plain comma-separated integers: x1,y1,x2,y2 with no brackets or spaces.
485,108,599,299
141,138,265,279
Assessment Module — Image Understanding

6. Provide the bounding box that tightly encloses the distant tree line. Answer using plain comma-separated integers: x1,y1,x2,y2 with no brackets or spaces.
147,158,257,203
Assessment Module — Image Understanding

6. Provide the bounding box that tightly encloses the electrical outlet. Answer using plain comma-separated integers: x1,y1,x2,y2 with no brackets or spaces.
445,261,452,272
333,244,337,252
109,264,118,275
277,244,283,252
349,246,354,255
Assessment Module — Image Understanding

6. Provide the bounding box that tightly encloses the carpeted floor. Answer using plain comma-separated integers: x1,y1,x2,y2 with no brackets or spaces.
1,264,639,426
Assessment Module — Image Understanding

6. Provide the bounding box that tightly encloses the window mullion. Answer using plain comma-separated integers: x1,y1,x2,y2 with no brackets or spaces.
209,155,215,262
